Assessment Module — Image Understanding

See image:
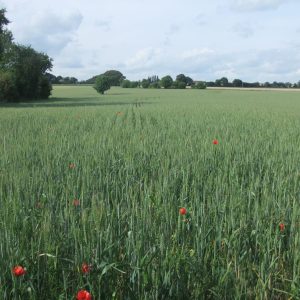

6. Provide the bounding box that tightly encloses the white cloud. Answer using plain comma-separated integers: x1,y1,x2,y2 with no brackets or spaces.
125,48,162,70
13,11,83,55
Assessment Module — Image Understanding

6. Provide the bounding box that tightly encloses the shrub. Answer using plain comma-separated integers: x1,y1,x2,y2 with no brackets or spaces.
94,75,111,94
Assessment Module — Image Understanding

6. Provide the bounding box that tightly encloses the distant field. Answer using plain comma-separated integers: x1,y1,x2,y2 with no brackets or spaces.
1,86,300,299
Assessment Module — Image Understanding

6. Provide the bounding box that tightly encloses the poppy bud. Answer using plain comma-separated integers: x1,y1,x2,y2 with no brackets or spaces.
12,266,26,277
179,207,187,215
77,290,92,300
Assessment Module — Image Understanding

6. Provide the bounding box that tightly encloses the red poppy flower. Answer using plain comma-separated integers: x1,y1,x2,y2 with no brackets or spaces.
12,266,26,277
179,207,187,215
279,223,285,232
213,139,219,145
81,263,91,274
73,199,80,207
77,290,92,300
69,163,76,169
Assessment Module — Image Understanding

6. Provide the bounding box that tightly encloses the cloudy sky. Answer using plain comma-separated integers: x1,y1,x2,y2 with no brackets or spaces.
1,0,300,82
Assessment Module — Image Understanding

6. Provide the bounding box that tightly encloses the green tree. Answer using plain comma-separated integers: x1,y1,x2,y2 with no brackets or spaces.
232,79,243,87
175,74,193,87
173,80,186,89
176,74,187,83
215,77,229,87
0,71,18,102
149,82,160,89
121,79,131,88
141,79,150,88
160,75,173,89
9,45,53,99
185,76,194,86
102,70,125,86
0,9,53,102
94,75,111,94
130,81,139,88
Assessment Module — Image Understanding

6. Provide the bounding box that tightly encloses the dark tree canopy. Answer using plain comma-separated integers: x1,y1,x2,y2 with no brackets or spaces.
85,70,125,86
160,75,173,89
176,74,187,84
215,77,229,87
102,70,125,86
232,79,243,87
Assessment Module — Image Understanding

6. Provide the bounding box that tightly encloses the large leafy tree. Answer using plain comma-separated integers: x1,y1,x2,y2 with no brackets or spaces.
94,75,111,94
160,75,173,89
0,9,53,102
10,45,53,99
86,70,125,86
102,70,125,86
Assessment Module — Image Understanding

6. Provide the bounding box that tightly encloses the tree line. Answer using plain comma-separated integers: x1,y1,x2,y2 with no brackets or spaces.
91,71,300,95
91,72,207,94
0,9,52,102
206,77,300,89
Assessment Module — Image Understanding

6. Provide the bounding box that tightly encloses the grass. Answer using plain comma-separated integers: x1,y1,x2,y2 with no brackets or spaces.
1,85,300,299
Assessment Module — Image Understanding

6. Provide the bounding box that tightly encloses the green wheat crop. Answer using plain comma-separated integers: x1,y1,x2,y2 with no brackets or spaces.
1,86,300,299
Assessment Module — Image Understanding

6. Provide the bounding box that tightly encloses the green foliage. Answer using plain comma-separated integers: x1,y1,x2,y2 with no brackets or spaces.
87,70,125,86
232,79,243,87
149,82,160,89
0,8,9,34
176,73,187,83
141,79,150,88
9,45,53,99
130,81,139,88
215,77,229,87
0,9,13,64
0,9,52,101
38,75,52,99
93,75,111,94
173,80,186,89
121,79,131,88
185,76,193,86
0,71,18,102
193,81,207,89
160,75,173,89
121,80,139,88
174,74,194,88
102,70,125,86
